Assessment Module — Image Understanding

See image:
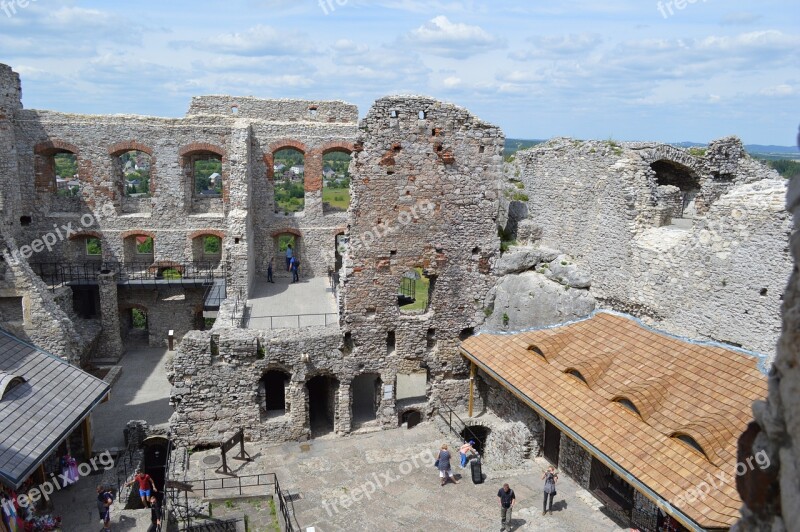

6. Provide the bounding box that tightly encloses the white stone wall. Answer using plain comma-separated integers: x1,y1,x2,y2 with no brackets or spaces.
511,137,791,356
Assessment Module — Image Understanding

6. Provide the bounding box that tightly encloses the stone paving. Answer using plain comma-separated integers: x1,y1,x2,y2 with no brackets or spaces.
247,276,338,330
92,347,174,451
184,423,627,531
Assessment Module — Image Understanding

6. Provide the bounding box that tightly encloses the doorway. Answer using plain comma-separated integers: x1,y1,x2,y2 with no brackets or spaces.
352,373,381,425
543,420,561,466
307,375,338,435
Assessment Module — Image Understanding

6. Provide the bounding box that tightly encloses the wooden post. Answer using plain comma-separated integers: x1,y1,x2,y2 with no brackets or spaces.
468,361,476,417
82,416,93,460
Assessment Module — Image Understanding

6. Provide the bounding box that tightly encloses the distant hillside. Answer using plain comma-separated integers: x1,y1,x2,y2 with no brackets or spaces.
505,138,798,161
504,138,545,158
672,141,799,160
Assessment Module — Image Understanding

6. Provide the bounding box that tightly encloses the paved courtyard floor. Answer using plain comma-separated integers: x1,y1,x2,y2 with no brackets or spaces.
185,422,627,531
91,346,173,451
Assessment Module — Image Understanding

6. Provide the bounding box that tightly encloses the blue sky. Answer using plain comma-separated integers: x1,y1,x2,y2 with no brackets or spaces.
0,0,797,145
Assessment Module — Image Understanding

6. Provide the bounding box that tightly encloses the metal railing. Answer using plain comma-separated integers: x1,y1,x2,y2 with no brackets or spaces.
230,287,247,327
156,435,175,532
437,399,485,452
245,312,338,329
174,472,300,532
30,260,227,291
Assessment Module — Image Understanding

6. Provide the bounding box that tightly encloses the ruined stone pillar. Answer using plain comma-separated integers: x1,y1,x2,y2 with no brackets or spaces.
337,382,352,435
97,269,124,361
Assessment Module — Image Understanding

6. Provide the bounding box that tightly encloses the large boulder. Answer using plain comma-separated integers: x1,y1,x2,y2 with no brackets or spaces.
495,246,543,275
484,272,596,331
543,254,592,289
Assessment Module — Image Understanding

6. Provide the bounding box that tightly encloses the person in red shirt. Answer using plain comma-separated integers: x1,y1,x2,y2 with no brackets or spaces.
125,469,157,508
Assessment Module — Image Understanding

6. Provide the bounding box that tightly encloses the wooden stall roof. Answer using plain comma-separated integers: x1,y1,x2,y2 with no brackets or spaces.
460,312,767,530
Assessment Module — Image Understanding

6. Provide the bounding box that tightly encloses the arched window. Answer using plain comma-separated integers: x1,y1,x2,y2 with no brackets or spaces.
565,368,587,385
273,148,305,214
322,149,351,213
192,234,222,265
123,232,155,265
671,433,709,460
180,145,225,213
613,397,642,418
34,141,82,211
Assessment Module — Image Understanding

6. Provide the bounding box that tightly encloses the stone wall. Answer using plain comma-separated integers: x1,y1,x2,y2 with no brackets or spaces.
340,95,503,393
734,168,800,530
117,285,206,348
558,436,591,488
509,137,791,356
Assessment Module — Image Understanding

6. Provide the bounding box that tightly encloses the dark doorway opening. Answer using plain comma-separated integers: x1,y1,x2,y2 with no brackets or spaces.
133,436,170,510
262,370,290,416
589,456,634,520
400,409,422,429
71,286,99,319
543,420,561,466
307,375,338,436
352,373,381,425
461,426,490,456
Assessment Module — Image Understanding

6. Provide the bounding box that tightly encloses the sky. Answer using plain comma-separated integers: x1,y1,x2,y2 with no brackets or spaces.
0,0,797,145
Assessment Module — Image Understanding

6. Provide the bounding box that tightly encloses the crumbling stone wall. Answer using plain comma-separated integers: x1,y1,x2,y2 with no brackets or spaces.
341,95,503,400
734,172,800,531
508,137,791,356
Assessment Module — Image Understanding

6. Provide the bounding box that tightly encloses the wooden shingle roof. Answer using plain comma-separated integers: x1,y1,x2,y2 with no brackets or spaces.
460,312,767,530
0,329,109,488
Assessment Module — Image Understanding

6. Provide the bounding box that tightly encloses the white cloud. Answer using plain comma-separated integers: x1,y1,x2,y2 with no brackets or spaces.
760,84,797,97
721,12,762,26
511,33,603,60
174,25,316,57
443,76,462,88
405,16,505,59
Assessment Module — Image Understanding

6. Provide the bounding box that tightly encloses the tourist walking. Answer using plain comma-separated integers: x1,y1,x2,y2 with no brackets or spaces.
267,258,274,283
285,244,293,271
291,257,300,283
435,444,458,486
497,483,516,531
542,466,558,515
96,485,114,532
459,440,475,468
147,494,161,532
125,469,157,508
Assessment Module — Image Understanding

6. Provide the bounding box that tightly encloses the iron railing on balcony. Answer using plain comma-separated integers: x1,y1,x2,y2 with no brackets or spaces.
30,260,227,291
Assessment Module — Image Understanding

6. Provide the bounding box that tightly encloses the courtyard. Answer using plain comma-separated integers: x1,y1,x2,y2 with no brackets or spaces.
181,422,626,531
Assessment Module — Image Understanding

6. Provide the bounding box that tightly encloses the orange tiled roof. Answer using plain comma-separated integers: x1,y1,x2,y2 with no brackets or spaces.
460,312,767,529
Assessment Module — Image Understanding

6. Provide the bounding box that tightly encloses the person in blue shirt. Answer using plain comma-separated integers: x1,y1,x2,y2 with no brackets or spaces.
285,244,293,271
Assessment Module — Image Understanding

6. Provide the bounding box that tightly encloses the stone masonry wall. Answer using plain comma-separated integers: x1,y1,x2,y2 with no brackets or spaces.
510,137,791,357
340,95,503,399
734,168,800,530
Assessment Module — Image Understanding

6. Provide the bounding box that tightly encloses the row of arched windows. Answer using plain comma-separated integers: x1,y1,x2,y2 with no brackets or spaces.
33,140,354,213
